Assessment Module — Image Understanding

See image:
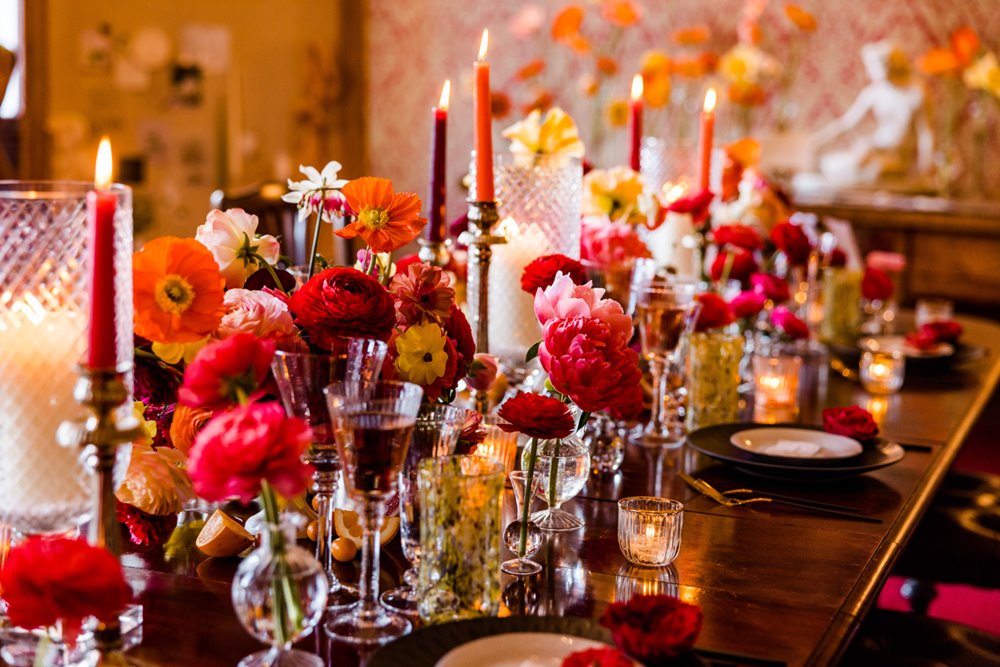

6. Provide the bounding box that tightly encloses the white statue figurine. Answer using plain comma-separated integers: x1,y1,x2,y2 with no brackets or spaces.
806,41,933,188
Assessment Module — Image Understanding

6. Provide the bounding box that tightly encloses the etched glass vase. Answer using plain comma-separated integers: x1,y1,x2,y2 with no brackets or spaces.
686,331,744,430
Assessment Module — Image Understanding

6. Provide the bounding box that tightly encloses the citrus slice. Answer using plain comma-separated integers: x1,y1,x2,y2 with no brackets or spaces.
196,509,254,557
333,508,399,548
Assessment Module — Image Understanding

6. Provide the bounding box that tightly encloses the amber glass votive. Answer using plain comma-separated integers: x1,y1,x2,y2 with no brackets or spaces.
860,350,905,394
617,497,683,567
753,354,802,409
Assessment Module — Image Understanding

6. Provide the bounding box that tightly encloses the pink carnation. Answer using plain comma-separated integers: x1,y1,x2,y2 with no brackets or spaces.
217,289,300,344
580,218,652,267
534,272,633,344
187,402,313,503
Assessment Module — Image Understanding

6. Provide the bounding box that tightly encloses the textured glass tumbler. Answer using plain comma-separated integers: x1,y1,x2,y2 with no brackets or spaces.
686,331,744,430
0,181,133,535
640,136,695,195
618,497,683,567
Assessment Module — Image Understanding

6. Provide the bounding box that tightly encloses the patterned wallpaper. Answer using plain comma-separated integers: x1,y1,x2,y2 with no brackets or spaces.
366,0,999,211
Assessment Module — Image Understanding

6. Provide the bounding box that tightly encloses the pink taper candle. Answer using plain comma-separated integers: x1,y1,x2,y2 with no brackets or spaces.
629,74,643,172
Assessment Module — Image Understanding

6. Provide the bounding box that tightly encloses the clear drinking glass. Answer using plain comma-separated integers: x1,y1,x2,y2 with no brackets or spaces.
271,339,387,609
915,298,954,329
617,497,684,567
324,381,423,646
381,405,465,615
501,470,543,576
520,435,591,532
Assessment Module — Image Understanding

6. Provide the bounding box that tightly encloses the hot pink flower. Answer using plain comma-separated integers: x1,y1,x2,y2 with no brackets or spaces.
216,289,300,346
771,306,810,340
466,353,499,391
187,402,313,503
750,272,791,303
389,262,456,326
179,333,276,410
580,218,652,267
730,290,766,319
534,272,633,344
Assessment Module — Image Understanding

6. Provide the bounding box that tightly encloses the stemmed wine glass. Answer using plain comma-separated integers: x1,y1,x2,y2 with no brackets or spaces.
271,338,387,609
324,380,423,646
381,405,466,615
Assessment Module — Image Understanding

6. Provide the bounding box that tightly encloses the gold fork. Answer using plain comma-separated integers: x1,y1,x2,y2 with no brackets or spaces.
677,472,773,507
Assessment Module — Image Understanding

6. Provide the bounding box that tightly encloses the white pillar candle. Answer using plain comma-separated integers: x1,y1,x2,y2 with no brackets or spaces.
488,218,549,366
646,211,697,280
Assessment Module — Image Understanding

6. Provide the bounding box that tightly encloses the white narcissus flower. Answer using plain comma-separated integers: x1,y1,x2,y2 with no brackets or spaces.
282,161,349,222
195,208,281,288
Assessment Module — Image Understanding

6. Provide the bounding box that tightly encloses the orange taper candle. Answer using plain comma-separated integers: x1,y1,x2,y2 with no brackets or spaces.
698,87,717,191
474,29,495,201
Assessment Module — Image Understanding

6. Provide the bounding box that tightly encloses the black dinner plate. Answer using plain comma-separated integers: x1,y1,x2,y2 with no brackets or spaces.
687,423,905,481
830,339,987,373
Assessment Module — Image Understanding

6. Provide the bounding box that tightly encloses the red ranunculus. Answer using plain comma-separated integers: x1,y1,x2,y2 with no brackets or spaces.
730,290,766,319
289,267,395,349
822,405,879,442
561,646,635,667
0,537,131,642
178,333,275,410
522,254,588,294
694,292,735,332
713,224,763,251
710,249,758,283
187,402,314,503
665,189,714,222
600,595,703,663
771,306,810,340
539,317,644,413
750,272,791,303
770,220,812,266
498,391,576,440
443,304,476,373
922,320,963,344
861,267,894,301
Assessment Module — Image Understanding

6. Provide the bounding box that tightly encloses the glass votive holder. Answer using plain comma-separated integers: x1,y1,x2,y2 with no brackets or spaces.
617,497,683,567
859,350,905,394
472,415,519,478
915,298,954,329
752,354,802,409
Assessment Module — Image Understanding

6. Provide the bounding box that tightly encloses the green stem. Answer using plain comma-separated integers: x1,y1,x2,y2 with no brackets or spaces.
255,254,289,295
547,438,561,509
306,197,326,281
259,483,291,648
518,438,539,557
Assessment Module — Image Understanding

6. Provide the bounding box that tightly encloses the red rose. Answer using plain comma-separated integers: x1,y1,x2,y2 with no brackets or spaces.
922,320,962,344
905,328,939,351
600,595,703,663
561,647,635,667
665,189,714,222
771,306,810,340
750,272,791,304
289,267,395,349
694,292,735,332
539,317,644,413
861,267,894,301
710,249,758,283
770,221,812,266
713,224,763,251
522,254,588,294
179,333,275,410
498,391,576,440
187,402,314,503
730,290,766,319
827,247,848,268
0,537,131,641
822,405,879,442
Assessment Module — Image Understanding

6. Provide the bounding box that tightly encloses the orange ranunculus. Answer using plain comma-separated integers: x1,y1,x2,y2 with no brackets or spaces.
596,55,619,76
169,403,213,456
515,59,546,81
672,25,710,46
522,90,555,115
918,47,961,75
491,91,513,119
784,4,817,32
552,4,584,40
133,237,226,344
339,178,426,254
606,99,630,128
728,82,767,106
951,26,980,67
600,0,642,27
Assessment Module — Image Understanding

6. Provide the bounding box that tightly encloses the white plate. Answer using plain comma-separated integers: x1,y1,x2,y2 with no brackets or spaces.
861,335,954,359
730,427,863,459
435,632,622,667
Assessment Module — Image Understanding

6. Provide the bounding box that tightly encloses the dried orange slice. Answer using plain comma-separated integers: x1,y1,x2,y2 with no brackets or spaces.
196,509,254,557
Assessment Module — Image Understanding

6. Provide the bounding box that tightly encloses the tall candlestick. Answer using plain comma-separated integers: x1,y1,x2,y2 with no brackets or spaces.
474,29,495,202
629,74,643,172
87,137,117,369
427,80,450,243
698,88,717,191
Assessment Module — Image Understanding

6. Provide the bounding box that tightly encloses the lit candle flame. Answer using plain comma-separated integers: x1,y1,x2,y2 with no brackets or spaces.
631,74,644,101
438,79,451,110
703,87,717,113
496,216,519,239
661,181,688,204
95,136,113,190
478,29,489,61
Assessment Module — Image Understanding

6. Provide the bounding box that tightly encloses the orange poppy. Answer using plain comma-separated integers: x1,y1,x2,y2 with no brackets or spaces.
339,177,426,254
515,60,546,81
567,34,592,54
552,5,584,41
596,55,619,76
728,82,767,107
600,0,641,27
951,26,980,67
672,25,710,46
522,90,555,115
491,91,514,119
917,47,961,75
641,50,672,79
784,4,817,32
644,76,672,108
133,237,226,344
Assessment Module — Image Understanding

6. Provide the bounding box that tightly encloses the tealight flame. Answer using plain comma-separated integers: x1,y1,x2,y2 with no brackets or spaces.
478,29,489,61
439,79,451,110
703,87,717,113
95,136,113,190
661,180,689,204
631,74,644,101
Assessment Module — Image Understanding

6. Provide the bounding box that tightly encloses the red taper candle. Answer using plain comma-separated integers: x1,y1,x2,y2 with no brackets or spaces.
87,137,118,369
629,74,643,172
427,80,450,242
698,87,717,191
473,29,495,201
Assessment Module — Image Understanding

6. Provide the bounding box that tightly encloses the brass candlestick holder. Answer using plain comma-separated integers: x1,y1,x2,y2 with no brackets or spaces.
459,199,505,354
417,238,452,267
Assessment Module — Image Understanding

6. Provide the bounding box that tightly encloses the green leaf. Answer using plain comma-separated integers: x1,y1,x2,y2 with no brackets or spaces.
577,411,591,432
525,341,541,363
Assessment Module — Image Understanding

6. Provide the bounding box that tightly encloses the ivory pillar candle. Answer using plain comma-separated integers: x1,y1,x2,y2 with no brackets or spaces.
488,218,547,365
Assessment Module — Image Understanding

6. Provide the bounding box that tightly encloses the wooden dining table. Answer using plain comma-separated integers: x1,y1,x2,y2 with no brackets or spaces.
116,313,1000,667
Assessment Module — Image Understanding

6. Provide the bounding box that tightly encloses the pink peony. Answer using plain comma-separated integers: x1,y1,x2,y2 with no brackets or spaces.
187,402,313,503
580,218,652,267
534,272,633,344
389,262,456,326
179,333,276,410
216,289,300,345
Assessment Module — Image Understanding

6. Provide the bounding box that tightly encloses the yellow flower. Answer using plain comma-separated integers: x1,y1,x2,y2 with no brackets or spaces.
502,107,585,158
394,323,449,386
582,166,647,225
132,401,157,444
152,337,209,365
606,99,630,128
964,52,1000,98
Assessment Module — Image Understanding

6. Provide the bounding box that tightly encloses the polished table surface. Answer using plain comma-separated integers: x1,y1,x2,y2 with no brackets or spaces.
119,314,1000,667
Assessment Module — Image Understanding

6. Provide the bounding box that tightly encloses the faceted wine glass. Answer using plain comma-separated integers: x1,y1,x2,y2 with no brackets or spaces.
324,381,423,646
271,338,387,609
381,405,466,615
